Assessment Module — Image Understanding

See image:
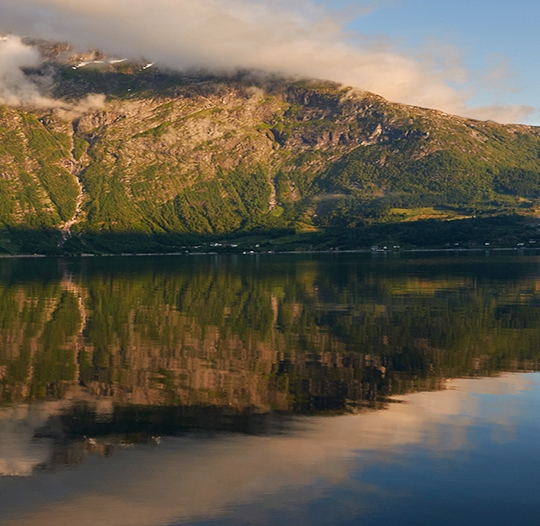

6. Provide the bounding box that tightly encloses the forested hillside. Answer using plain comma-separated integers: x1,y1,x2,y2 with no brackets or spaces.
1,63,540,253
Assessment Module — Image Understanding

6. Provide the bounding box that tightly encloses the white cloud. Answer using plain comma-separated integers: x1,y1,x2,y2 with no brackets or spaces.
0,34,52,107
0,35,105,115
465,104,536,124
0,0,534,123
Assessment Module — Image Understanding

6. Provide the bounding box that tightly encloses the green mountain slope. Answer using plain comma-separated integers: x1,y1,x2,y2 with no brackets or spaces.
1,66,540,253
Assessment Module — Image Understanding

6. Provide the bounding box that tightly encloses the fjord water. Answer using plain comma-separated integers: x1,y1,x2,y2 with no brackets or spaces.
0,252,540,525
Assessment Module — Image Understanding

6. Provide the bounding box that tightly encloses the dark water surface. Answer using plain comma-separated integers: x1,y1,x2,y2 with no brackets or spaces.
0,252,539,525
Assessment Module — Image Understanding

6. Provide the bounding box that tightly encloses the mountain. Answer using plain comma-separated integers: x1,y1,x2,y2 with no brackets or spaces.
1,59,540,254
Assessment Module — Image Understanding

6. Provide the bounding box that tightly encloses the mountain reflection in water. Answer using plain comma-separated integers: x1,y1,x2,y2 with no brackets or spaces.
0,253,540,525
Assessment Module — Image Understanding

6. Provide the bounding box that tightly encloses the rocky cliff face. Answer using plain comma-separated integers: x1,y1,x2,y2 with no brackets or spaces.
1,64,540,253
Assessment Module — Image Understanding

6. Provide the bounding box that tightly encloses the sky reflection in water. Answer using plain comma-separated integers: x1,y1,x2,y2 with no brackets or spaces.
1,374,539,526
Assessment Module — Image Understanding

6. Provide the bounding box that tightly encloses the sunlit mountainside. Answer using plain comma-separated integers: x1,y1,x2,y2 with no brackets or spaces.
2,47,540,253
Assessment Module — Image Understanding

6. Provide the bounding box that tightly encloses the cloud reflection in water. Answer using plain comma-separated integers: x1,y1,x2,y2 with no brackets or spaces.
0,373,537,526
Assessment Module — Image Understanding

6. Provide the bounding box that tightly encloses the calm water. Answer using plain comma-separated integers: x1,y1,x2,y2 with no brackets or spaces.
0,252,539,525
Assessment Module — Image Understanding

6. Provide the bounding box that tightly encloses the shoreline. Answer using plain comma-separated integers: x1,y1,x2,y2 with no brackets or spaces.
1,246,539,259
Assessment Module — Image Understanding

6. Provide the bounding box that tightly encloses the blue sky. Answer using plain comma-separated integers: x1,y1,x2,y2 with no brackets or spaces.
327,0,540,123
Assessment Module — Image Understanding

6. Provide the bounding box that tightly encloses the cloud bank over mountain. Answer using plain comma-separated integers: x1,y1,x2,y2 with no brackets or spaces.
0,35,53,107
0,0,534,123
0,35,105,113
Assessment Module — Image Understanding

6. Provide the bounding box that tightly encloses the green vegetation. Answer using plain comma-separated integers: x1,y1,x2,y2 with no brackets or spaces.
0,108,79,232
73,136,89,160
